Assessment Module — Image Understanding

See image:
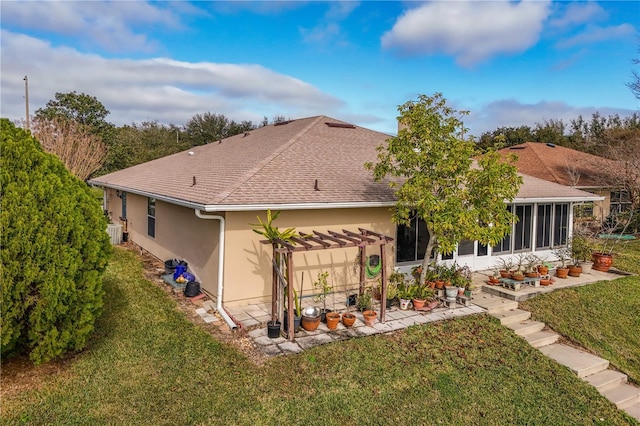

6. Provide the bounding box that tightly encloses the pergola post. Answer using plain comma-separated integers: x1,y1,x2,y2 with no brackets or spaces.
358,245,366,295
286,251,294,341
379,243,387,322
271,244,278,324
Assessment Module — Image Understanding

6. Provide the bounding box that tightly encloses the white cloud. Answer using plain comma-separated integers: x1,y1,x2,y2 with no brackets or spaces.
1,1,182,52
549,1,607,29
466,99,636,136
0,31,345,127
381,0,551,67
556,24,636,49
299,1,360,45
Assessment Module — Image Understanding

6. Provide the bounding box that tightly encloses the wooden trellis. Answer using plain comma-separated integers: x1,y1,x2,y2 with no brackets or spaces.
262,228,394,341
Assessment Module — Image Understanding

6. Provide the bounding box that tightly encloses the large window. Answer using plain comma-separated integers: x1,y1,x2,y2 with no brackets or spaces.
536,204,553,249
147,198,156,238
553,203,569,246
396,215,429,263
513,204,533,251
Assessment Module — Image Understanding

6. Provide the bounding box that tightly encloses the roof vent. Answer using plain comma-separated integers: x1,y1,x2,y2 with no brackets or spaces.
509,146,525,150
274,120,292,126
325,122,355,129
546,143,556,148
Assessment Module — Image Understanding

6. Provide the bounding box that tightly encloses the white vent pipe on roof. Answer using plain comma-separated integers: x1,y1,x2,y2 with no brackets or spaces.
194,210,236,329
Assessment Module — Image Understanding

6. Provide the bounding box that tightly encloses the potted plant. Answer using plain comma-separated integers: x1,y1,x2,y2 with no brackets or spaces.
342,312,356,328
488,268,501,285
356,288,373,312
495,258,514,278
397,281,415,310
591,210,635,271
301,306,322,331
524,254,540,278
284,286,302,333
570,234,594,274
385,281,398,309
312,271,333,322
552,246,571,278
413,285,434,309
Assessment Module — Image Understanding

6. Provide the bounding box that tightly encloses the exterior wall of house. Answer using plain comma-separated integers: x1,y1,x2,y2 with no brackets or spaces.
104,189,220,297
223,208,395,307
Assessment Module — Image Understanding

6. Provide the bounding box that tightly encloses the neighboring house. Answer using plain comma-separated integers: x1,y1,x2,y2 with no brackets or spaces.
90,116,602,319
496,142,628,220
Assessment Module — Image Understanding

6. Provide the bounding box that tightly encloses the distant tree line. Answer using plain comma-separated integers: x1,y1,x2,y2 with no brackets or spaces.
26,91,288,177
476,112,640,158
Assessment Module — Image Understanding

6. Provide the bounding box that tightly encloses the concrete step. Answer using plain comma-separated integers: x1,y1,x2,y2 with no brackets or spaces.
505,319,545,336
602,383,640,409
583,369,628,392
492,308,531,325
523,330,560,348
471,292,519,314
539,344,609,378
622,400,640,422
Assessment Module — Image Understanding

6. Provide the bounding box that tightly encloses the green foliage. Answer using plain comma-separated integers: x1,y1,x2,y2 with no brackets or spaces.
1,119,112,364
367,94,521,280
250,209,299,243
184,112,255,146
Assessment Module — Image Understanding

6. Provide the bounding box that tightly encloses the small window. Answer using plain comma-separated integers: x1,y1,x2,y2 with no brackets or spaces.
120,192,127,220
458,239,475,256
147,198,156,238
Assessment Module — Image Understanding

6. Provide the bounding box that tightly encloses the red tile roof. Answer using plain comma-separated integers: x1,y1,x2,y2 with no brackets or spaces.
497,142,616,188
91,118,602,209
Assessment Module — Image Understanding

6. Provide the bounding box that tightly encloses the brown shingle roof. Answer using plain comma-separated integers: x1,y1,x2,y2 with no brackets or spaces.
91,118,602,209
497,142,616,188
91,116,396,207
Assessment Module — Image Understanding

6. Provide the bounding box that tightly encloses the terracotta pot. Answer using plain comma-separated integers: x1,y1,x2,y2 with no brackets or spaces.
362,310,377,327
540,279,551,286
525,272,539,278
342,313,356,328
592,252,613,272
427,281,436,289
488,277,500,285
435,280,445,289
372,287,382,301
412,298,426,310
512,274,525,281
325,312,341,330
568,266,582,277
301,315,321,331
500,270,512,279
556,267,569,279
537,266,549,275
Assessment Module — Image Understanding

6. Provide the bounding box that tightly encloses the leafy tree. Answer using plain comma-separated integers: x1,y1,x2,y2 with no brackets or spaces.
477,125,535,152
366,93,522,282
184,112,255,146
30,117,107,180
1,119,111,364
35,91,113,135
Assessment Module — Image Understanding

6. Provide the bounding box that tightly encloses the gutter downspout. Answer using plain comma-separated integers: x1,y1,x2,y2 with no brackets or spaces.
194,210,237,329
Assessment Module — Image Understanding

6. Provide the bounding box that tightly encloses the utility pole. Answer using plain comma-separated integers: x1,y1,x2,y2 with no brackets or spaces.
23,75,30,131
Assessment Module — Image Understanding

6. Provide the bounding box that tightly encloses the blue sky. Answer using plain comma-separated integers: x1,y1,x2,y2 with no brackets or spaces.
1,1,638,137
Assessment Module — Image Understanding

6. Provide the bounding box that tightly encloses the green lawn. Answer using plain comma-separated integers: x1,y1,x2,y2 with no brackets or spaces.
2,247,637,425
521,240,640,385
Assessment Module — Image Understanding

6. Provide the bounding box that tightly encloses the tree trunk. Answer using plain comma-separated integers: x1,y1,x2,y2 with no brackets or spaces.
419,231,437,284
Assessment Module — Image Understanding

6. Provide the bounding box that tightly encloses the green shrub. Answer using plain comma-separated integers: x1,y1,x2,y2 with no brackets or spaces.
1,119,112,364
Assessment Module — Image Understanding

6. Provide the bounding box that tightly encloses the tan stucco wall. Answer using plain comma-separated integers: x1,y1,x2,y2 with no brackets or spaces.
104,189,220,297
223,208,395,307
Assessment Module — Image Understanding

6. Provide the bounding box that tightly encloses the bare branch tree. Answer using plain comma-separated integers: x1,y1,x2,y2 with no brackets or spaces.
30,117,107,180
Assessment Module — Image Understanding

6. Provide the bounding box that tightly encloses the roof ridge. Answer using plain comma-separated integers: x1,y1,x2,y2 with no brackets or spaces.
526,142,562,183
213,116,324,204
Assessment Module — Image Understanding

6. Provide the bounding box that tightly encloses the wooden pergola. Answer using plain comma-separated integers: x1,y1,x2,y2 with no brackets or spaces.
262,228,394,341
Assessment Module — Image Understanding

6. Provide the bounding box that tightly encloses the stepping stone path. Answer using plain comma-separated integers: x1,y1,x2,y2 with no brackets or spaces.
473,292,640,421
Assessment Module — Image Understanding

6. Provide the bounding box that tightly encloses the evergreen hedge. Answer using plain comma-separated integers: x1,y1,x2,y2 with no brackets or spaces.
1,119,112,364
